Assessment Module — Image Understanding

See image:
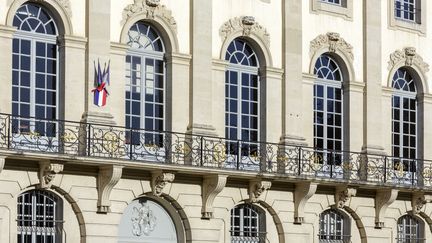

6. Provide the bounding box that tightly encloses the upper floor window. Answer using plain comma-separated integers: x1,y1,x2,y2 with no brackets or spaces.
312,0,352,20
320,0,342,6
225,39,260,168
397,215,424,242
125,22,165,147
319,209,350,243
12,3,59,136
395,0,419,23
391,68,418,183
17,190,63,243
230,204,266,243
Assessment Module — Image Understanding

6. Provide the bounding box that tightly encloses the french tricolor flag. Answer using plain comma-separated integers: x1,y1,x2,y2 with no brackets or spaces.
92,60,110,107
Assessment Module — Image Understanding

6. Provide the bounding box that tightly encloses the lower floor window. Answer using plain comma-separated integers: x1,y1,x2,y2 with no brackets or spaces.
397,215,424,243
230,204,266,243
17,190,63,243
319,209,350,243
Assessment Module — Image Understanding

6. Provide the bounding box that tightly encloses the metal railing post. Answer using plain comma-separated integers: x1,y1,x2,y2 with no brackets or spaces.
236,140,240,170
87,124,91,157
383,156,387,183
129,128,133,160
7,114,11,149
200,136,204,167
330,151,334,178
298,147,302,176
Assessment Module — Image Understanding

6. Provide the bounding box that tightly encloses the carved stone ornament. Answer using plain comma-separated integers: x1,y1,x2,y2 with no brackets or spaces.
411,193,427,214
294,182,317,224
310,32,354,60
219,16,270,47
248,180,271,203
122,0,177,33
335,187,357,209
34,0,72,17
151,171,175,197
375,189,398,228
201,175,227,219
97,165,123,213
388,47,430,73
131,201,157,236
38,161,64,189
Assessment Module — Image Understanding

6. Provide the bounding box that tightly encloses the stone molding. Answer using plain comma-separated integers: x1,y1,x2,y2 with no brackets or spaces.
388,47,429,74
310,32,353,60
294,182,317,224
248,180,272,203
375,189,398,228
34,0,72,17
121,0,177,33
151,171,175,197
0,25,17,39
97,165,123,213
219,16,270,47
335,187,357,209
38,160,64,189
201,175,227,219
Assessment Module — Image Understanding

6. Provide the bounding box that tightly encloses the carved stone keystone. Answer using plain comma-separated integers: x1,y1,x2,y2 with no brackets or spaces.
201,175,227,219
294,182,317,224
219,16,270,47
309,32,353,60
375,189,398,228
248,180,271,203
388,47,429,73
411,193,427,214
151,171,175,197
97,165,123,213
38,161,64,189
335,187,357,209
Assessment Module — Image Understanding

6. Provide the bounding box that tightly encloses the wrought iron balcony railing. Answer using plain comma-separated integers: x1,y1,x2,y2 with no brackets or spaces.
1,113,432,189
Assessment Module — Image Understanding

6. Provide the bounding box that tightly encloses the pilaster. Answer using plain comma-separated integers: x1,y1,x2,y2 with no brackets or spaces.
0,25,17,114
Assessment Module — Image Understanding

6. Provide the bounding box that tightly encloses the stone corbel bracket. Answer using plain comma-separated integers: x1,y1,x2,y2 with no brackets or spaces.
151,171,175,197
388,47,429,73
294,182,317,224
38,160,64,189
375,189,398,228
248,179,271,203
309,32,354,60
335,187,357,209
219,16,270,47
0,156,5,174
97,165,123,213
411,192,430,214
201,175,227,219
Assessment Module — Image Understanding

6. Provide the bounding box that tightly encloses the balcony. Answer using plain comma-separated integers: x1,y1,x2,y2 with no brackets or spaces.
0,113,431,189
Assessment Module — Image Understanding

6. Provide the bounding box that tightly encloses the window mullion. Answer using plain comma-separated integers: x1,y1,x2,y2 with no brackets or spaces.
237,71,242,141
141,56,145,129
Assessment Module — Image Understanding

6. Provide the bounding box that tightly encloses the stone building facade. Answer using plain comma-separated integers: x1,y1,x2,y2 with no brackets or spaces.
0,0,431,242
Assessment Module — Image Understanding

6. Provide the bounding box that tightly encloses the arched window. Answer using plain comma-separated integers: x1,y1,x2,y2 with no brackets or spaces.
319,209,350,243
230,204,266,243
225,39,260,165
125,22,165,147
313,54,344,174
17,190,63,243
12,3,59,136
391,68,418,183
397,215,424,242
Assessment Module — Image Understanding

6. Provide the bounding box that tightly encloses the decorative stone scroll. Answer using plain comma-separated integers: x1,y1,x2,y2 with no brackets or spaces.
151,171,175,197
38,160,64,189
97,165,123,213
34,0,72,17
335,187,357,209
248,179,271,203
310,32,353,60
388,47,430,73
201,175,227,219
121,0,177,33
375,189,398,228
294,182,317,224
219,16,270,47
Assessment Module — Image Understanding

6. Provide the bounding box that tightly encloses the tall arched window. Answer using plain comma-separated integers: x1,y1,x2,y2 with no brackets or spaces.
17,190,63,243
12,3,59,137
230,204,266,243
397,215,424,242
225,39,259,162
391,68,418,183
319,209,350,243
313,54,343,173
125,22,165,146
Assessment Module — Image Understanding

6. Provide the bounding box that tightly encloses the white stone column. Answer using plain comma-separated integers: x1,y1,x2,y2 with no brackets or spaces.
263,67,283,143
81,0,115,125
347,82,365,151
58,35,87,121
212,59,228,137
0,25,16,114
362,0,385,154
187,0,216,136
280,0,306,146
